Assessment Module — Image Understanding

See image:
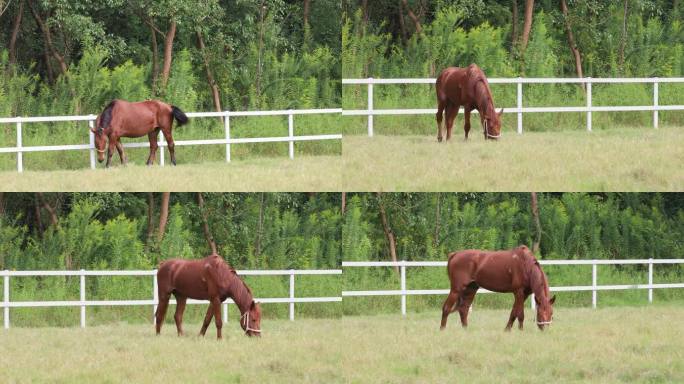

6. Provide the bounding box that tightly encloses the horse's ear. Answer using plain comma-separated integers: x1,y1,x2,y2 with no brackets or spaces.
549,295,556,305
90,127,96,133
498,108,504,117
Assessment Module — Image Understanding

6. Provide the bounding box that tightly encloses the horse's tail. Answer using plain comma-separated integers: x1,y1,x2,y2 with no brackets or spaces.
98,100,116,132
171,106,189,126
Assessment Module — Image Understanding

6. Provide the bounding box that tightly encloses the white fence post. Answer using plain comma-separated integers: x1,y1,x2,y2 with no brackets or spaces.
592,262,597,308
289,270,295,321
586,78,592,132
80,270,86,328
531,293,536,310
3,272,8,329
88,118,96,169
16,122,23,173
517,78,523,134
152,271,158,324
288,111,295,159
158,131,165,166
367,79,374,137
224,112,231,162
400,262,406,316
223,303,228,324
648,258,654,303
653,79,659,129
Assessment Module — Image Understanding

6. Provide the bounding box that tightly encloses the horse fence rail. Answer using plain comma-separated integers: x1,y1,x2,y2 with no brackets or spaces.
1,268,342,329
0,108,342,172
341,259,684,315
341,77,684,136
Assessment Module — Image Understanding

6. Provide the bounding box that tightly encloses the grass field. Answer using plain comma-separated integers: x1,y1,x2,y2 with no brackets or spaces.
0,155,342,191
1,306,682,383
342,125,684,191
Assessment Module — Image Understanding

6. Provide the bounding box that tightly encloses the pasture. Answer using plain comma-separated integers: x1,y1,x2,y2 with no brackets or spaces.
1,307,682,383
341,125,684,191
0,155,342,191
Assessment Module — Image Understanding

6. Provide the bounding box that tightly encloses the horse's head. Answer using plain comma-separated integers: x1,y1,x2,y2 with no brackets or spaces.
485,108,503,140
90,127,107,162
241,300,262,337
535,294,556,330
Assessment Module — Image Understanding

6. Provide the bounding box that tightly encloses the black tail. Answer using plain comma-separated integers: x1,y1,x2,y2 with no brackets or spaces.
98,100,116,132
171,106,188,126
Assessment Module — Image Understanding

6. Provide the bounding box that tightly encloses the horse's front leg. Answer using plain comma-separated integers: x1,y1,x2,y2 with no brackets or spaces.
115,141,127,165
173,294,187,336
105,138,117,168
518,293,531,330
212,298,223,340
506,291,525,331
464,108,472,140
199,303,214,337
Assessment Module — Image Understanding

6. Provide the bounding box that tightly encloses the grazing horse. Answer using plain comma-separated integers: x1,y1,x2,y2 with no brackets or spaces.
440,245,555,331
155,254,262,339
92,99,188,167
435,64,503,141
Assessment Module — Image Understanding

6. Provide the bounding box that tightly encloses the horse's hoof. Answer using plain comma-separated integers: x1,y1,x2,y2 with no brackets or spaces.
437,137,443,143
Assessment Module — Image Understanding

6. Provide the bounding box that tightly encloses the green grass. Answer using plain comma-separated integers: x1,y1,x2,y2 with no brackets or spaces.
2,307,683,383
342,307,684,383
341,125,684,191
0,155,342,191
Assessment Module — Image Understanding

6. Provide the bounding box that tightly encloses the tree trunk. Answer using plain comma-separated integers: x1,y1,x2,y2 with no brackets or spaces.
0,192,4,218
433,193,441,248
255,193,265,258
560,0,584,89
511,0,518,52
303,0,310,28
376,193,399,275
28,0,68,76
618,0,628,74
9,0,24,66
37,193,58,227
33,194,44,238
150,25,159,95
160,20,176,89
197,193,218,255
341,192,346,215
361,0,368,26
401,0,422,35
146,193,155,253
520,0,534,54
157,192,170,243
398,0,408,45
530,192,542,255
196,30,222,114
256,2,266,103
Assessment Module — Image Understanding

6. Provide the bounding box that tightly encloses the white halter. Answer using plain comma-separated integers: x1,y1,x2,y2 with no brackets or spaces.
536,320,553,325
484,120,502,139
241,311,261,334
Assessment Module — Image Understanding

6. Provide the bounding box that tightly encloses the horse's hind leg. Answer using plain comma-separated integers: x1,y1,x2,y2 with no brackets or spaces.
161,128,176,166
173,294,187,336
445,103,459,141
146,130,159,166
436,100,447,142
155,293,170,335
440,290,459,330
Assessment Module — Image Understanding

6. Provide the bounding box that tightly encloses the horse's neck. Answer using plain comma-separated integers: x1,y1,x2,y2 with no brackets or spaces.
228,278,252,314
530,264,549,302
476,80,494,117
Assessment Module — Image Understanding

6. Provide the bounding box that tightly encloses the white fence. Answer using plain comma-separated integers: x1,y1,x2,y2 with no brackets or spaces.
1,268,342,328
0,108,342,172
342,77,684,136
341,259,684,315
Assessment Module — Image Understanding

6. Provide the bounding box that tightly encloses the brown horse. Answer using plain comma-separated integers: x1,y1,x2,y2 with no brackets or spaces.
440,245,555,331
155,254,262,339
435,64,503,142
92,99,188,167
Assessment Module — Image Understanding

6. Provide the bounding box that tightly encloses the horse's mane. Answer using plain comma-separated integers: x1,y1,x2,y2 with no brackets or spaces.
98,100,116,132
529,259,550,301
467,65,496,120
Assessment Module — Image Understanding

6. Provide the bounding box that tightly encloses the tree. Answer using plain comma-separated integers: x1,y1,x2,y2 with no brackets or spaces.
157,192,170,243
520,0,534,54
560,0,584,85
530,192,541,254
376,193,399,275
